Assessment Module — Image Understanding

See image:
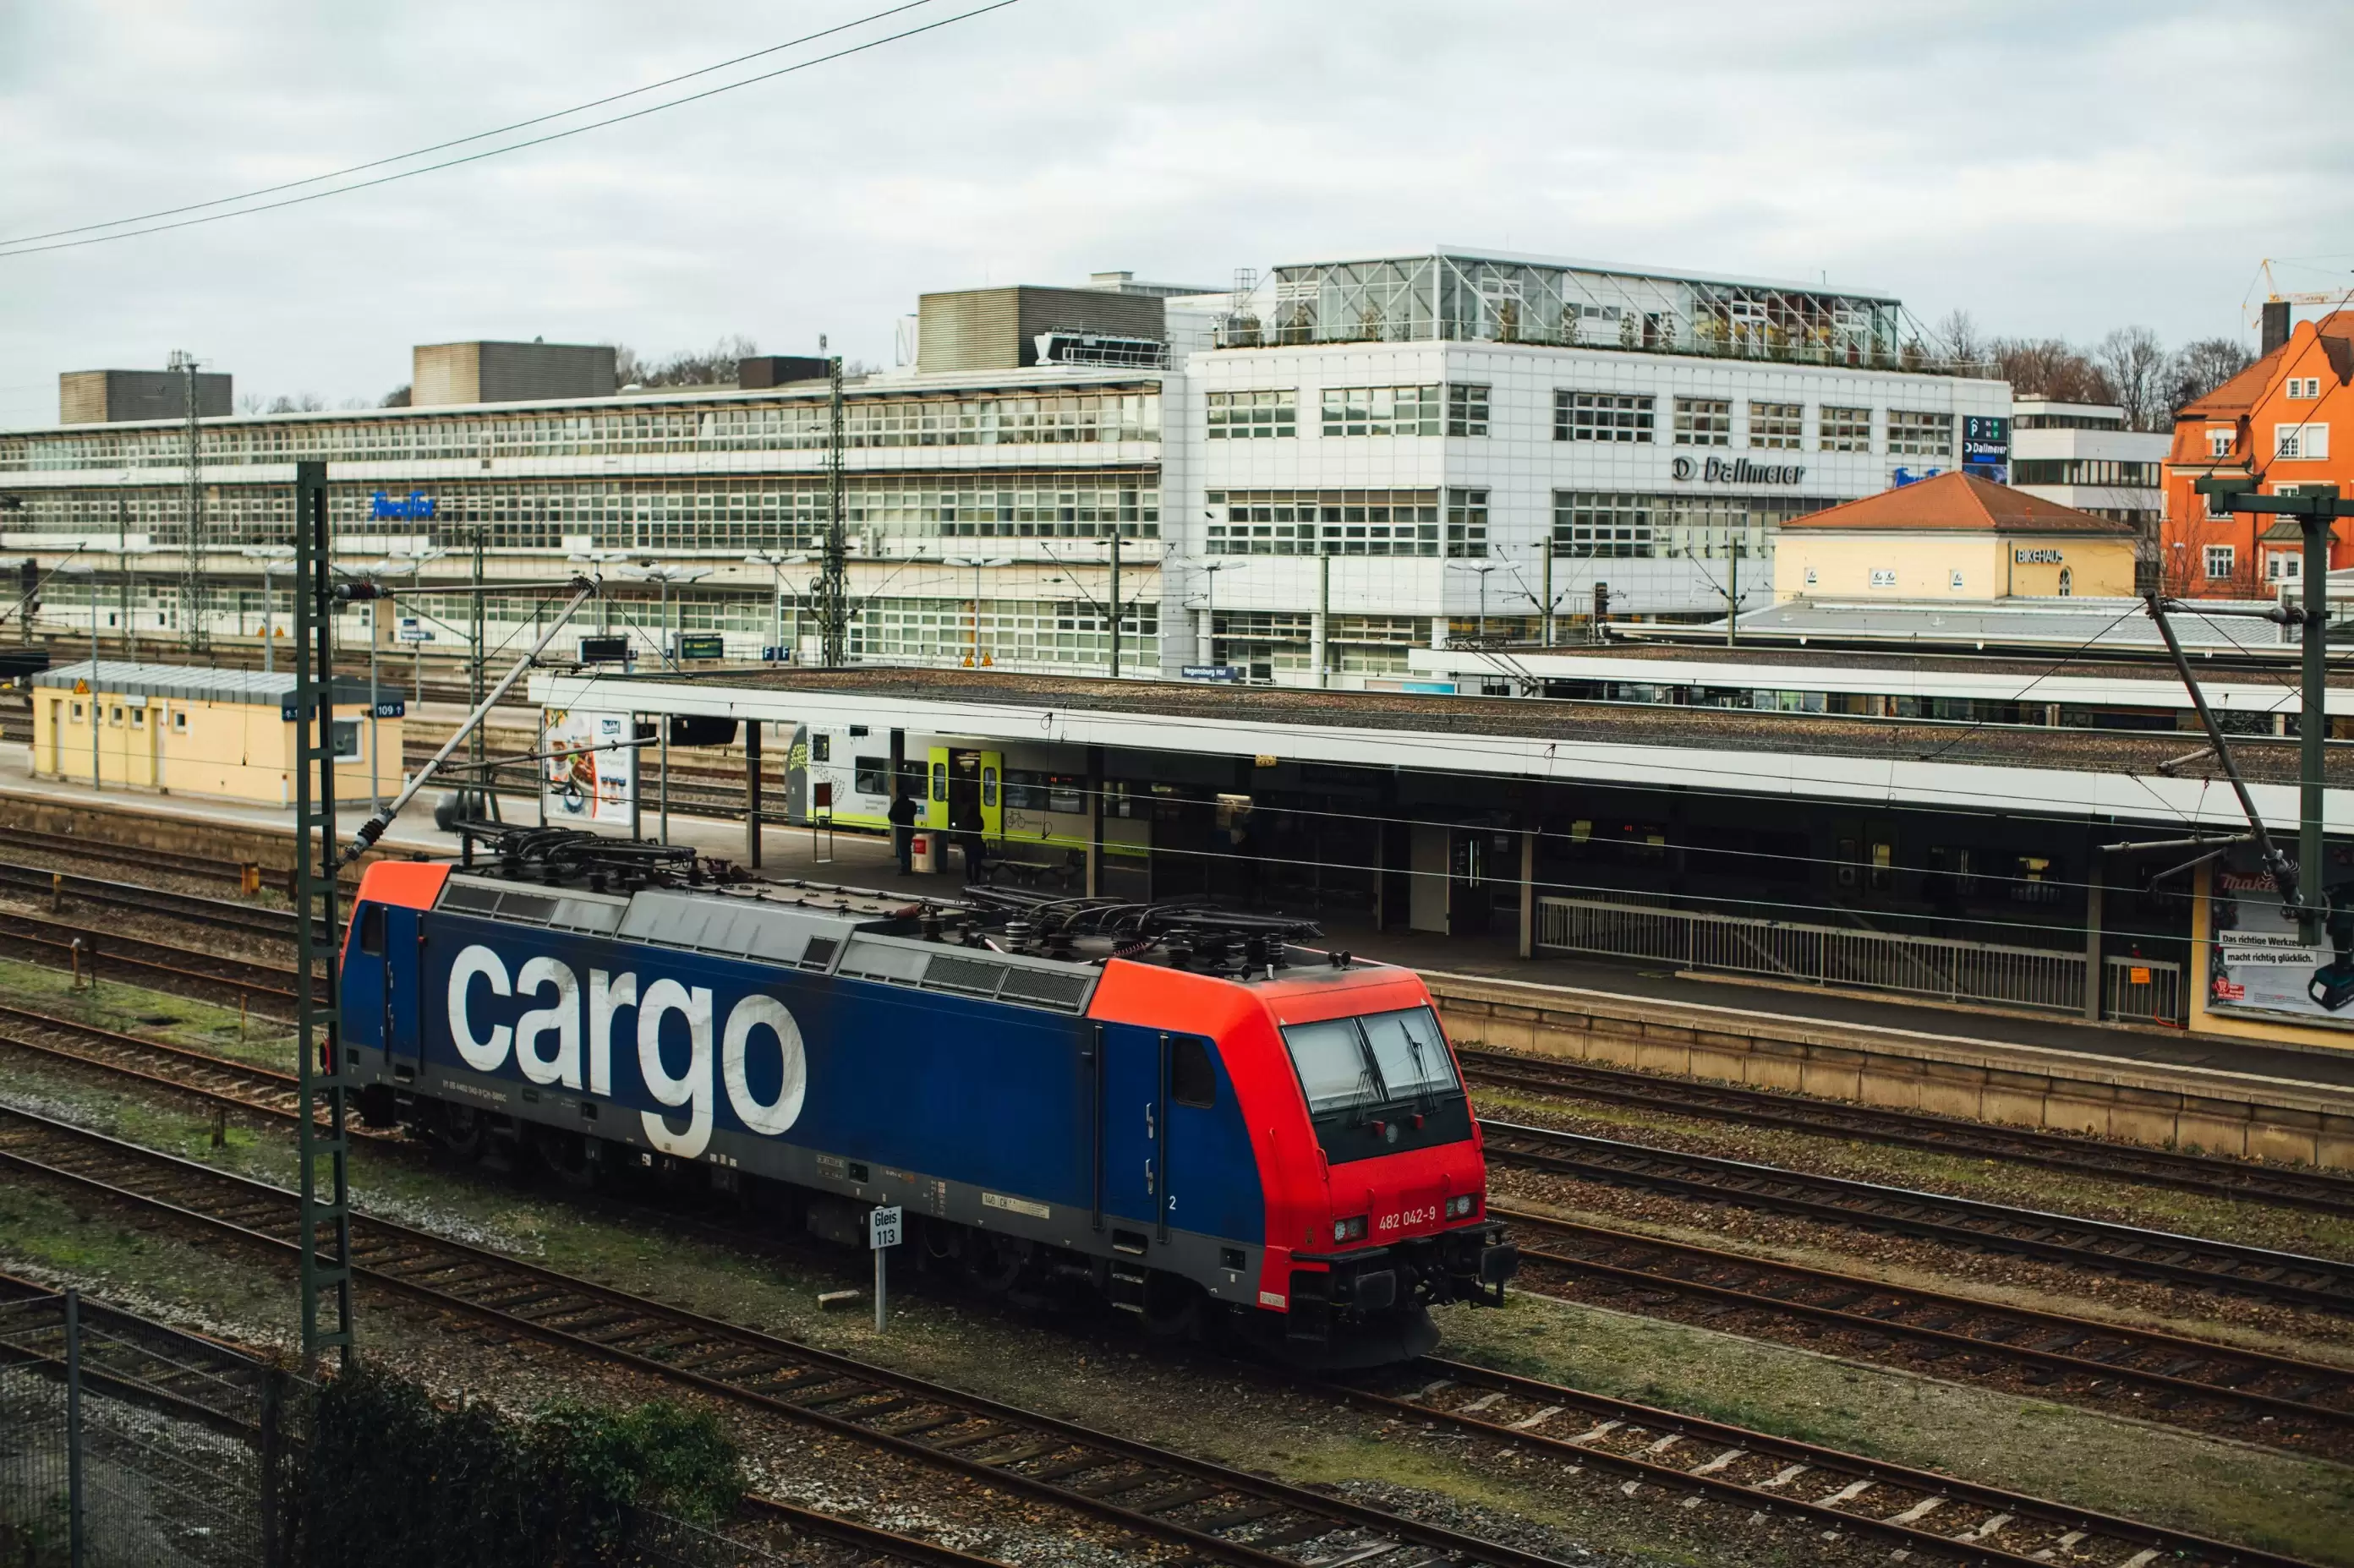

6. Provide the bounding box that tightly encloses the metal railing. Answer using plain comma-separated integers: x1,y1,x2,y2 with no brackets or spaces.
2105,954,2185,1025
1533,895,2093,1015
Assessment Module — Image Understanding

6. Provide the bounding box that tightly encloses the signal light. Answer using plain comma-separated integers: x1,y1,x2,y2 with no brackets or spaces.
1333,1215,1367,1243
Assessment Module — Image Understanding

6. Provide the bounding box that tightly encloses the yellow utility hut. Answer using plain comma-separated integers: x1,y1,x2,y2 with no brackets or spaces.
1772,471,2140,603
30,660,403,806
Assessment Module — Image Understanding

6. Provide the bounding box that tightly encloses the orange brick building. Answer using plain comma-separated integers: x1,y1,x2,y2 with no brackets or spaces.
2163,310,2351,598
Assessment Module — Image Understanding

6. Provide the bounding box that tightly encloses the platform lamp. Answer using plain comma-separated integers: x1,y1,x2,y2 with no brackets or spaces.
1446,560,1502,640
744,550,811,662
1184,557,1240,667
54,560,97,790
943,555,1012,667
617,563,712,844
239,545,294,674
566,548,638,638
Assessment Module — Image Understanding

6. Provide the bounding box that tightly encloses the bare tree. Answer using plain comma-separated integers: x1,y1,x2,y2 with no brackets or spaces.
2168,337,2256,416
1990,337,2116,404
235,392,266,415
2094,325,2171,430
1935,309,1986,370
608,336,760,389
380,385,412,407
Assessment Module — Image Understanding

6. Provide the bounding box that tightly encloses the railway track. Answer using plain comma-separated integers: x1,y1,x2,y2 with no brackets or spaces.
19,998,2354,1469
0,1270,1018,1568
1497,1205,2354,1459
0,822,285,889
1481,1118,2354,1314
0,857,309,942
0,1101,1581,1568
1338,1356,2316,1568
1464,1049,2354,1219
0,905,311,1009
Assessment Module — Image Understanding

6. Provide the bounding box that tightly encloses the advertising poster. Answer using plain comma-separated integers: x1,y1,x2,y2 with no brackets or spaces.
543,708,633,826
2207,844,2354,1028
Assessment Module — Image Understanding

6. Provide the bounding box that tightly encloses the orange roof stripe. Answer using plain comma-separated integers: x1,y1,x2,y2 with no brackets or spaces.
1779,470,2136,536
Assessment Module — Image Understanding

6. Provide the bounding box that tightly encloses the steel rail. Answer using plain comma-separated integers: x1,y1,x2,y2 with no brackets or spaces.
1329,1357,2319,1568
0,1270,1017,1568
0,908,311,1008
0,859,309,942
1494,1206,2354,1453
1480,1118,2354,1313
0,822,279,888
1462,1049,2354,1218
0,1101,1574,1568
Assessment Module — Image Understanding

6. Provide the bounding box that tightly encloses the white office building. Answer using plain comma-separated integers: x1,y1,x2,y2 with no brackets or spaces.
2006,396,2166,530
0,249,2007,687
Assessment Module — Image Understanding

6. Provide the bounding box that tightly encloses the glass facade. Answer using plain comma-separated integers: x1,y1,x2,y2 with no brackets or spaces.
0,387,1160,473
1556,391,1654,443
8,472,1160,554
1553,490,1837,560
1227,253,1929,371
1205,489,1442,556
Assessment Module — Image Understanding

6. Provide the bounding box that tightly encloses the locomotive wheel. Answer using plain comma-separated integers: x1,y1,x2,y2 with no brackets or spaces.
965,1233,1029,1295
440,1104,484,1159
1139,1271,1204,1341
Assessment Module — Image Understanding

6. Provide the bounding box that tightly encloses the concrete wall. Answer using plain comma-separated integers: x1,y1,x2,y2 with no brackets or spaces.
1426,970,2354,1169
31,688,400,806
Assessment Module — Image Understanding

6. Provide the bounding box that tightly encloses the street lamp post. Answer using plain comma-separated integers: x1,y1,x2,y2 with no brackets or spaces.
337,552,441,814
240,545,294,674
943,556,1012,667
1447,561,1501,640
744,550,811,662
1186,558,1238,667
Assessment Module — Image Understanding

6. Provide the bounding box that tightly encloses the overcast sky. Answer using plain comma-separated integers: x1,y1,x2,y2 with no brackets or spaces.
3,0,2349,423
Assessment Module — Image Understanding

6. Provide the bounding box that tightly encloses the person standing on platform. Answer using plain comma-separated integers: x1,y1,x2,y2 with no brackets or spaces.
888,788,919,877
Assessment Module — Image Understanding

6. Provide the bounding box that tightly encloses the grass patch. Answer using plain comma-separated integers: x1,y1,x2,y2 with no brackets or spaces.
0,954,298,1068
1433,1292,2354,1567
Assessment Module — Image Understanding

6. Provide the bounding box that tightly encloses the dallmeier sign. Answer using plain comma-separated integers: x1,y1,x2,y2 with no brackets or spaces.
2012,548,2063,564
1672,456,1807,485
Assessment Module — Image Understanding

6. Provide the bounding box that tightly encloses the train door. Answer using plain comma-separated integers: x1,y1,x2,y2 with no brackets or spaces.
1096,1021,1163,1243
926,745,951,830
344,904,388,1051
1449,829,1492,936
1409,823,1449,932
977,750,1004,840
384,905,424,1067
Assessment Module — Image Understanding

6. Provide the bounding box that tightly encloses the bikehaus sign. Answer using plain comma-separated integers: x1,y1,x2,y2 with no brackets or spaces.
1671,456,1807,486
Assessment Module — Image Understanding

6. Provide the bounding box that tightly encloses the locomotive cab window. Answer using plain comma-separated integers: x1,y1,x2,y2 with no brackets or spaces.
1170,1036,1216,1107
357,905,386,955
1279,1006,1470,1165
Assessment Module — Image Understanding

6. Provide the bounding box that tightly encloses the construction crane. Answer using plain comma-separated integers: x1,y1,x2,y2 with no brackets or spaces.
2246,259,2354,331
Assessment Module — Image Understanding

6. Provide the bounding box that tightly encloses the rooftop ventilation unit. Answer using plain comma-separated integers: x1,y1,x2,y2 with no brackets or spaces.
1032,330,1168,369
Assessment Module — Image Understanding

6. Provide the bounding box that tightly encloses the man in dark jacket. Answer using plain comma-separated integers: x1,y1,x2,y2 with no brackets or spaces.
888,789,919,876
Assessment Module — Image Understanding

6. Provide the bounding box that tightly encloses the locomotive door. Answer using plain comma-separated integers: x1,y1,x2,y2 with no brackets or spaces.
1096,1021,1163,1238
384,905,424,1064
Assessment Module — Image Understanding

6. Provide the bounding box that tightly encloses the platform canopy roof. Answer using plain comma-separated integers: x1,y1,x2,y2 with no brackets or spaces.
528,664,2354,836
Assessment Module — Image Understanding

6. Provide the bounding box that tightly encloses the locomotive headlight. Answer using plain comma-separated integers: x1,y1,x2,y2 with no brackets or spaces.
1333,1215,1368,1243
1445,1194,1478,1220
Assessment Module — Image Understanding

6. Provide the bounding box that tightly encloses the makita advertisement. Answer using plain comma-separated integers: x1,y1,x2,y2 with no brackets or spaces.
2207,844,2354,1028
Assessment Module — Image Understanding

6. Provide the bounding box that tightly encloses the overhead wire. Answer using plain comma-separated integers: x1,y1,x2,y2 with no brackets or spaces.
0,1,944,249
0,0,1025,260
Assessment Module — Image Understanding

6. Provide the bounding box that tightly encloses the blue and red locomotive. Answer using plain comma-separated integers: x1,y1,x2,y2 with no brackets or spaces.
338,831,1516,1364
